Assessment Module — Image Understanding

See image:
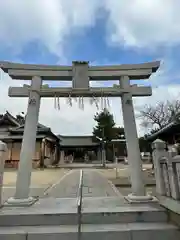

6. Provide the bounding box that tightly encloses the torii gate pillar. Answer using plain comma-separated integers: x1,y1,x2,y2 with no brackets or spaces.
121,76,147,201
8,76,42,205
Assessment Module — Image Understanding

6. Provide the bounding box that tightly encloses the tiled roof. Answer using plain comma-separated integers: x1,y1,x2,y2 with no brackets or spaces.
146,121,180,141
58,135,100,147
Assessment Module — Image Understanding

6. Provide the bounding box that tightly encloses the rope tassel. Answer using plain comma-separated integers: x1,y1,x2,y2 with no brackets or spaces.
57,96,60,110
68,93,72,107
54,94,57,109
107,97,110,108
81,97,84,110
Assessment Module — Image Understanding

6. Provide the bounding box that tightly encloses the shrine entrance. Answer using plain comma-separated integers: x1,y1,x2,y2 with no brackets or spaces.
0,60,160,205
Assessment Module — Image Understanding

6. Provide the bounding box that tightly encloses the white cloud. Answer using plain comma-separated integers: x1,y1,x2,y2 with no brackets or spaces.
0,0,64,55
105,0,180,49
1,0,180,54
1,70,180,137
0,0,102,57
0,0,180,137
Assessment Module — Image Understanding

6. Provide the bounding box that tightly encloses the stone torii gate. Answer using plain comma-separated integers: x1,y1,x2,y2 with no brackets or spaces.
0,60,160,205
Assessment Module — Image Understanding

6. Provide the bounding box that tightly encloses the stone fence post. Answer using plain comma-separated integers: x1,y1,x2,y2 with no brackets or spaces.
152,139,167,196
0,140,7,206
152,139,180,200
168,153,180,200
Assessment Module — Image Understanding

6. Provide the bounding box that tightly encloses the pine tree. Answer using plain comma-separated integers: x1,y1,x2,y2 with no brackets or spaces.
93,108,116,142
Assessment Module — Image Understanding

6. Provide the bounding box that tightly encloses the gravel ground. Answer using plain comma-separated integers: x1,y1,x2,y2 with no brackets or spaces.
3,168,69,186
2,169,69,202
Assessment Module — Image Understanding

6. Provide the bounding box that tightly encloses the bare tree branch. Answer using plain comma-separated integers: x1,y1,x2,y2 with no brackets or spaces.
138,100,180,131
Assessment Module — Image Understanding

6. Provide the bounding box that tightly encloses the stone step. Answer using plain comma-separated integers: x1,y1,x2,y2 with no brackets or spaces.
0,207,167,226
0,223,179,240
0,198,168,226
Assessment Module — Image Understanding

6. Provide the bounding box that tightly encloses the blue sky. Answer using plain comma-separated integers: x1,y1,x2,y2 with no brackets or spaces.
0,14,170,69
0,0,180,135
1,11,180,88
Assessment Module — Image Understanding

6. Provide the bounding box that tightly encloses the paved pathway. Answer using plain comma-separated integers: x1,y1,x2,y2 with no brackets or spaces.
45,169,122,198
82,169,120,197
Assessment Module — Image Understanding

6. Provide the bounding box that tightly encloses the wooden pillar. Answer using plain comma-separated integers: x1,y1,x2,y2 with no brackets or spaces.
60,150,65,164
39,139,46,168
52,141,60,165
56,142,60,165
10,141,13,162
6,140,13,168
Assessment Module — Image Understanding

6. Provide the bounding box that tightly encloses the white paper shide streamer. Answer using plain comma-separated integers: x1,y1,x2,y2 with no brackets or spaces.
54,94,60,110
54,89,111,111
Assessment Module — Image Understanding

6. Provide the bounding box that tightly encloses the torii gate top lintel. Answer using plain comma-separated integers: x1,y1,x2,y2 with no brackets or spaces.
0,60,160,81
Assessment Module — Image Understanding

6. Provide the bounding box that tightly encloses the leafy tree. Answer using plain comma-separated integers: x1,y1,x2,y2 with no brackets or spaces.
112,126,125,139
93,109,124,166
93,108,116,142
138,137,151,153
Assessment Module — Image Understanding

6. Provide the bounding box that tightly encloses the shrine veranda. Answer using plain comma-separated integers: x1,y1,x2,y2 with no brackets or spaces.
0,60,160,205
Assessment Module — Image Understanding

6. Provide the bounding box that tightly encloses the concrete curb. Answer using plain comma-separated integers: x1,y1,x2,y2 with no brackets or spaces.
114,183,156,187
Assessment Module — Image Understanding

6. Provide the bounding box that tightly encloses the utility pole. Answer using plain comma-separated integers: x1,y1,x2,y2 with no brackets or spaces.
102,126,106,168
96,125,106,168
112,142,115,163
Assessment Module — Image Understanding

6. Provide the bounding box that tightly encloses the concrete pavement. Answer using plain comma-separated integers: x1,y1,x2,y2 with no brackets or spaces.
82,169,121,197
2,166,155,202
45,169,122,198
